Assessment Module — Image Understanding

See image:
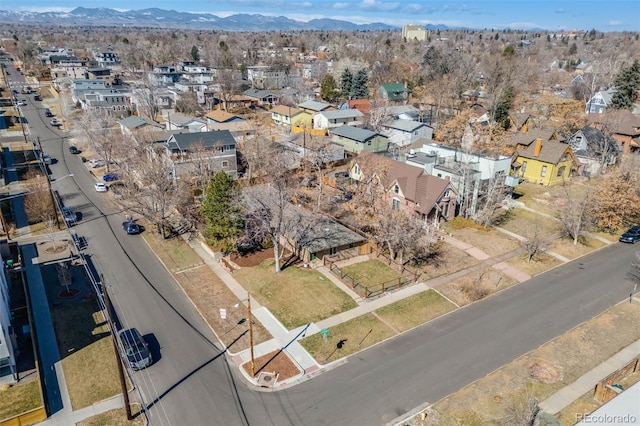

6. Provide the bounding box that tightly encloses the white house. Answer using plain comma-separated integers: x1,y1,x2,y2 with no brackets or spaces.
585,89,615,114
313,109,364,131
164,113,207,133
380,119,433,147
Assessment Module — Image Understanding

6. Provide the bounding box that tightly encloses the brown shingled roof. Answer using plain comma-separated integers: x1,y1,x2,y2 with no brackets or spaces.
506,128,558,147
516,139,574,164
205,109,240,123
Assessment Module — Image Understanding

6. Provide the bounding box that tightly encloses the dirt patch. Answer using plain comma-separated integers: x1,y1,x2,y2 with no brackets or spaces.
231,247,275,267
528,358,563,384
242,349,301,382
435,268,516,306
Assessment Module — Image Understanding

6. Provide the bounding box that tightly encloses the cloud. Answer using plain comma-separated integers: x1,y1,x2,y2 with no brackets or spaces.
357,0,401,12
608,20,623,26
403,4,423,13
9,6,74,13
555,8,566,14
503,21,543,30
332,2,350,9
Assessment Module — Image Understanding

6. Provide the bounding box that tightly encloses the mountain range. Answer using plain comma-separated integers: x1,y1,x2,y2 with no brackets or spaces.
0,7,413,32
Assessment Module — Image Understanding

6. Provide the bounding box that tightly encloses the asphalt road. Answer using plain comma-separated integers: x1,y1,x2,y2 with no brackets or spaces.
7,66,639,425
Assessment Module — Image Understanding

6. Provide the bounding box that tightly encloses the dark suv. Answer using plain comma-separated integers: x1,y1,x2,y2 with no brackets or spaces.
620,226,640,244
119,328,152,370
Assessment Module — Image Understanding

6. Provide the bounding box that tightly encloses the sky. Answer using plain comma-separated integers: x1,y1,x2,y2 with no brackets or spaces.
1,0,639,32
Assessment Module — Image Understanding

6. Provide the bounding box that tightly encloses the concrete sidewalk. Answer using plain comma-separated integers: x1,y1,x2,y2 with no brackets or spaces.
539,337,640,415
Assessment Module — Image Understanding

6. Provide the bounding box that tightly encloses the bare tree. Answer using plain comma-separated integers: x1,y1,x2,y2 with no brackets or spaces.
72,109,119,172
23,172,62,249
556,179,593,245
522,217,547,262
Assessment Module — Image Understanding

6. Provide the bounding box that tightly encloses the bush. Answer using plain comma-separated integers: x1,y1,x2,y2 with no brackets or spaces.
448,216,489,231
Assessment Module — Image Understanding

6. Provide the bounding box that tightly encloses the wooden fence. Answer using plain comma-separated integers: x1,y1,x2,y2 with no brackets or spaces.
0,406,47,426
593,355,640,403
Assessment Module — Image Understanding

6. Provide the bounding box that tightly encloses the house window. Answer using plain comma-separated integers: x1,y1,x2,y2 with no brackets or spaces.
392,199,400,210
541,165,547,177
354,165,360,175
367,140,372,146
437,173,442,178
222,161,229,168
329,247,337,255
394,184,400,194
557,165,566,177
522,161,528,173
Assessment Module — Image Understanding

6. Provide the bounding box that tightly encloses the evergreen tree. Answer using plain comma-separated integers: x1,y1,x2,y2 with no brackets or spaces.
350,68,369,99
340,68,353,99
611,60,640,110
190,45,200,62
492,86,514,131
201,171,243,252
319,74,339,101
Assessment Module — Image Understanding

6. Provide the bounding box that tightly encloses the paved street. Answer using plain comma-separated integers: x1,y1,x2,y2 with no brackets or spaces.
4,67,639,425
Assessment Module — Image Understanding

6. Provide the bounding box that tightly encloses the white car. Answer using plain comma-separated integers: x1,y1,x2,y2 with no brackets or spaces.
89,159,105,168
17,99,27,106
94,182,107,192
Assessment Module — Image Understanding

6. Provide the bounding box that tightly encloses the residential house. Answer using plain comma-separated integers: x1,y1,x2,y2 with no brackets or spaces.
314,109,364,131
514,138,577,186
86,67,112,82
298,99,333,114
588,112,640,154
504,128,561,155
148,65,182,87
347,99,372,115
164,130,238,179
377,83,411,104
330,125,388,154
205,110,244,126
82,89,130,112
246,65,288,90
271,105,303,127
371,104,422,122
405,141,515,216
350,152,458,221
0,263,16,382
380,119,434,147
93,51,119,66
118,116,163,136
208,120,255,140
164,113,207,133
243,89,280,107
585,89,615,114
566,126,621,175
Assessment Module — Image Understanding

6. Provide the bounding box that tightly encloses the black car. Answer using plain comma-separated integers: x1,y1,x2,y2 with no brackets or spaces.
123,220,140,235
119,328,152,370
619,226,640,244
33,94,41,101
68,146,80,154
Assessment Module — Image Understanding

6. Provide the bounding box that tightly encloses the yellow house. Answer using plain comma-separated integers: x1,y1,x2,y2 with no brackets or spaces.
515,138,578,186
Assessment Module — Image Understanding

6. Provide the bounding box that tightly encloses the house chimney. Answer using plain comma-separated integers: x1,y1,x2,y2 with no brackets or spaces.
533,138,542,157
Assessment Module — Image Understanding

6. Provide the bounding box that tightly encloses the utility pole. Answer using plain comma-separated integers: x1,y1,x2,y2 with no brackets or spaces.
102,278,133,420
248,291,255,378
37,137,60,228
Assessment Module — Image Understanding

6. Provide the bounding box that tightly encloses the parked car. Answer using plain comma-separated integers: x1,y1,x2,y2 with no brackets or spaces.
45,108,53,117
103,172,119,182
68,146,80,154
17,99,27,106
94,182,107,192
89,159,105,168
118,328,152,370
33,94,41,101
62,207,76,226
619,226,640,244
41,153,52,165
122,220,140,235
50,118,61,127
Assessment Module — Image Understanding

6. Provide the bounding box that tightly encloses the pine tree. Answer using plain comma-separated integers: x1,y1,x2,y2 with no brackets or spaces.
320,74,339,101
340,68,353,99
350,69,369,100
611,60,640,110
190,45,200,62
201,171,243,252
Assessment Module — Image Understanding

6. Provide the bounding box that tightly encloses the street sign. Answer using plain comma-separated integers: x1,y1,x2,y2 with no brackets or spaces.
220,308,227,320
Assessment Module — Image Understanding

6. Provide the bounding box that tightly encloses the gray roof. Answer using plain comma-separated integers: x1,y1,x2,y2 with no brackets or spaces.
298,99,332,111
243,89,279,100
165,130,236,151
331,125,379,142
119,116,157,130
382,119,426,132
319,109,364,120
167,112,205,126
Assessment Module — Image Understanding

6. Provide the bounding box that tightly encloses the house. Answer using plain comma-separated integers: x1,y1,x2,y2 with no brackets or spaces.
205,110,244,125
350,152,458,221
243,89,280,106
164,130,238,178
148,65,182,87
347,99,373,115
330,125,388,154
377,83,411,104
246,65,288,90
164,113,207,133
566,126,621,175
406,140,515,216
380,119,433,147
504,128,561,154
314,109,364,131
514,138,578,186
118,116,163,136
93,51,119,66
585,89,615,114
271,105,303,127
402,24,428,41
82,89,131,112
587,112,640,154
577,382,640,426
298,99,333,114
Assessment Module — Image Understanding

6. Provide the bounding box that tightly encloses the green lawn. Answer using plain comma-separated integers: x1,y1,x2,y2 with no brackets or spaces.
0,380,42,421
375,289,457,332
300,313,395,363
340,258,402,285
234,259,358,329
51,302,121,410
